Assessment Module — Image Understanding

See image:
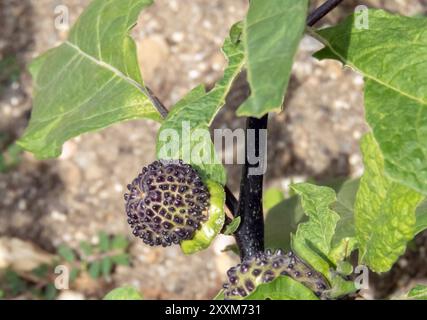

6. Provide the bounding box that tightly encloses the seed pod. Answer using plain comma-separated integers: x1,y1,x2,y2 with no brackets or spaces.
124,160,210,247
223,250,329,299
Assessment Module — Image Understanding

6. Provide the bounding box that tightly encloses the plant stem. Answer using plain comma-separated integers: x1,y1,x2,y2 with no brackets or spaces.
307,0,345,27
145,86,170,119
235,115,268,260
224,185,239,216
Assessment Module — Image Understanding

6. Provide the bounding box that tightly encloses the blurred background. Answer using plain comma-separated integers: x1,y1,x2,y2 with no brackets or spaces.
0,0,426,300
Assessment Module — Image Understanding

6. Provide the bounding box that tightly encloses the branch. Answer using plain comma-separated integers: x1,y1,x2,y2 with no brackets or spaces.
224,185,239,216
234,115,268,259
307,0,345,27
145,86,170,119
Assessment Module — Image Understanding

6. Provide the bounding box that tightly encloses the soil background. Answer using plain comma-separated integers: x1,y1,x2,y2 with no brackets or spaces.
1,0,427,299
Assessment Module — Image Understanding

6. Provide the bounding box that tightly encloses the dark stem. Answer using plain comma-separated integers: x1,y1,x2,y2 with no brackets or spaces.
224,185,239,216
307,0,345,27
235,115,268,260
146,86,169,119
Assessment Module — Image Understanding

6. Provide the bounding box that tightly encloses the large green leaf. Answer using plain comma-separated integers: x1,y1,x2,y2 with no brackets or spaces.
264,195,305,252
313,10,427,194
18,0,161,159
355,134,423,272
156,38,245,185
265,181,358,265
263,187,285,213
237,0,308,117
291,183,340,277
244,276,319,300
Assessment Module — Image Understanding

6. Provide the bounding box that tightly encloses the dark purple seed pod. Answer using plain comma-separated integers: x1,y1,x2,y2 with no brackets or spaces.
252,269,261,276
223,249,329,300
245,280,255,291
124,160,210,247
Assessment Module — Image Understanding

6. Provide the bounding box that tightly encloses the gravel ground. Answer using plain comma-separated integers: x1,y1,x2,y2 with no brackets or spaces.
1,0,427,299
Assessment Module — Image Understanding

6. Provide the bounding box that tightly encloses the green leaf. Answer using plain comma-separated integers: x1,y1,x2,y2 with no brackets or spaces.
156,36,245,185
111,235,129,250
70,267,80,282
0,55,20,84
180,180,225,254
266,182,346,253
415,199,427,235
313,10,427,194
58,245,76,263
213,290,225,300
98,232,110,252
355,134,423,272
18,0,162,159
0,154,5,173
328,238,357,268
4,143,22,168
237,0,309,117
405,284,427,300
223,217,241,235
291,183,340,277
0,143,23,172
325,274,357,299
263,187,285,213
32,264,50,278
101,257,113,278
88,261,101,279
79,241,93,257
5,270,26,296
264,180,358,266
244,276,319,300
229,21,243,44
112,253,130,266
332,179,359,245
264,195,305,251
44,284,58,300
292,183,339,255
336,261,353,277
104,286,143,300
329,179,359,264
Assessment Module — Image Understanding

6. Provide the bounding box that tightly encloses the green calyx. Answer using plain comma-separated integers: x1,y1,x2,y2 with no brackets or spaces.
181,180,225,254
